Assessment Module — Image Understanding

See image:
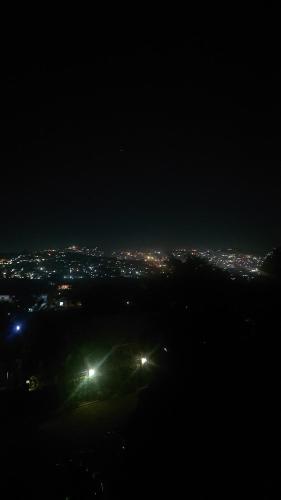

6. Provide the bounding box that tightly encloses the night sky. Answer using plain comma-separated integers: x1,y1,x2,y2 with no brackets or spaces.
0,23,280,253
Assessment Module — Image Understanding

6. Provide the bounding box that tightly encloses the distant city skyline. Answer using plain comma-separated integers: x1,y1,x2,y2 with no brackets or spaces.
0,242,268,256
0,245,264,283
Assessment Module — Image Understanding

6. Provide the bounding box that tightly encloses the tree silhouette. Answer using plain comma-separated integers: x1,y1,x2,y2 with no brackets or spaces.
261,247,281,278
168,254,225,281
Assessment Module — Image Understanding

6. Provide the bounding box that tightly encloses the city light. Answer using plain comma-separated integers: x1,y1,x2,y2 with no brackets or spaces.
88,368,96,378
141,357,148,365
0,246,263,283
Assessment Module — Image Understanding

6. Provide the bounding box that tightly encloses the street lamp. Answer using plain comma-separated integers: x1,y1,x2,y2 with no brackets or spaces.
88,368,96,378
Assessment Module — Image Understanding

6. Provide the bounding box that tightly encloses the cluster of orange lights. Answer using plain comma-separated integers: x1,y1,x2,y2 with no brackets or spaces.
57,284,72,290
144,254,167,269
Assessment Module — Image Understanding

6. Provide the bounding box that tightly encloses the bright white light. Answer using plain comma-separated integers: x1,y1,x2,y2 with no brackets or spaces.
16,324,21,332
59,301,64,307
141,357,148,365
88,368,96,378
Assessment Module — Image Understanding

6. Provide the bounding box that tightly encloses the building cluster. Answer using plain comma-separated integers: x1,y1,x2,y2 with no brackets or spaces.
171,248,263,279
0,247,168,281
0,282,82,313
112,249,167,277
0,246,264,283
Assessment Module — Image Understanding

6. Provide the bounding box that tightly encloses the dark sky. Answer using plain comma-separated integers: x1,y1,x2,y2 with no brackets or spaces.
0,22,280,253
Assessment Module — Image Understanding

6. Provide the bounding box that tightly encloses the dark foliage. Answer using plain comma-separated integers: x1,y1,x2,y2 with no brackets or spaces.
261,247,281,278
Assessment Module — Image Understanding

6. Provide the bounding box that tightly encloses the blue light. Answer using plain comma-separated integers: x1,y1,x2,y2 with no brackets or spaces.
6,321,24,342
13,323,22,334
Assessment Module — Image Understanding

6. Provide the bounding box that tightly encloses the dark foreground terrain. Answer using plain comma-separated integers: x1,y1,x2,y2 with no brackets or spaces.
0,271,278,498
